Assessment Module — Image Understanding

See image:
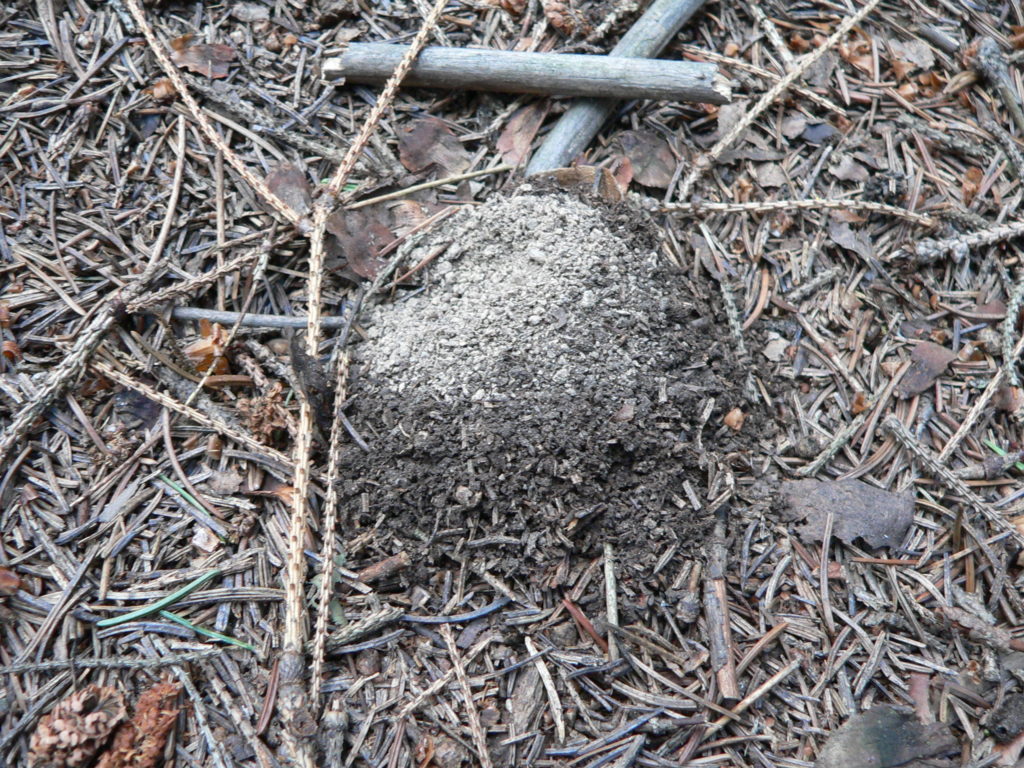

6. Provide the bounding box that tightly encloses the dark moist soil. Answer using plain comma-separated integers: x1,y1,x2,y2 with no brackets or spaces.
340,189,776,587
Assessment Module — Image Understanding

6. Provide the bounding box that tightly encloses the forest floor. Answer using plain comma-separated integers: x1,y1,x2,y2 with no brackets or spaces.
2,0,1024,766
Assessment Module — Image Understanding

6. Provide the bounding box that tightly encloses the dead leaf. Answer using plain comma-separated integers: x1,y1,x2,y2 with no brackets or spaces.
169,35,235,79
326,205,394,279
0,566,21,595
781,113,807,139
828,219,873,260
206,469,243,495
802,122,839,144
96,682,181,768
995,386,1023,413
829,154,869,182
816,706,957,768
708,100,749,145
144,78,176,101
612,156,633,192
962,166,984,206
398,118,472,176
497,103,549,166
838,39,873,75
183,319,230,375
890,39,936,70
782,478,914,549
615,130,675,189
265,163,312,218
897,341,956,398
532,166,622,202
756,163,787,188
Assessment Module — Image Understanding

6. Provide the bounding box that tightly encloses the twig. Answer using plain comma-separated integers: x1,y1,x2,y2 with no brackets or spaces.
163,306,353,329
0,649,224,675
525,635,566,743
442,624,494,768
90,361,293,468
346,164,513,210
676,43,847,116
279,0,449,752
676,0,883,201
890,219,1024,264
972,38,1024,136
604,542,620,661
703,513,739,702
661,198,937,228
527,0,711,174
938,333,1024,462
310,350,350,705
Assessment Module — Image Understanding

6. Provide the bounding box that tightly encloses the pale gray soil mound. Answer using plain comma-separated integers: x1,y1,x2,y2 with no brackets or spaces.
342,191,773,580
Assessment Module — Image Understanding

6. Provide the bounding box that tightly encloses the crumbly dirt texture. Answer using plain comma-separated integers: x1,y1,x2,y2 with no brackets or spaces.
343,191,775,580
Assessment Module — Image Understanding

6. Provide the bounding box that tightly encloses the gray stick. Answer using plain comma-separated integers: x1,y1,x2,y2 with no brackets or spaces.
526,0,711,174
323,43,728,104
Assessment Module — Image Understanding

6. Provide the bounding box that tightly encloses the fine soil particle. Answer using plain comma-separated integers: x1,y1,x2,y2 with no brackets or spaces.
341,190,775,588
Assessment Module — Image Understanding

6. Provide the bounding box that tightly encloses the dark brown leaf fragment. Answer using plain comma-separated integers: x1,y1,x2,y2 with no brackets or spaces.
497,103,549,166
816,706,958,768
615,130,676,189
783,478,914,549
169,35,236,79
265,163,312,218
897,341,956,398
397,118,472,176
325,206,394,279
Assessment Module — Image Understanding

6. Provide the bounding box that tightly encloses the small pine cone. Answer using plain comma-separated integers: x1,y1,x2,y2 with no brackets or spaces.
29,685,126,768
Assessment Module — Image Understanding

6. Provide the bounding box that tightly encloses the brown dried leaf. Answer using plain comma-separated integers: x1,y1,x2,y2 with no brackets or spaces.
962,166,984,206
96,682,182,768
783,478,914,549
890,39,936,70
326,206,394,279
30,685,126,768
755,162,787,188
897,341,956,398
397,118,472,176
828,219,873,260
0,566,21,595
817,706,957,768
829,154,869,182
169,35,235,79
183,319,230,375
497,102,549,166
265,163,312,218
616,130,676,189
532,166,622,202
144,78,176,101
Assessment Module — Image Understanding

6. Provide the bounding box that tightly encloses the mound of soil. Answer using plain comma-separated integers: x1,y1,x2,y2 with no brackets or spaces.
341,191,772,582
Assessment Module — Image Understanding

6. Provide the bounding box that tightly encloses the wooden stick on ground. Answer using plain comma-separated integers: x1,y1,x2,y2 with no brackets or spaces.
704,510,740,702
526,0,711,174
324,44,729,103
